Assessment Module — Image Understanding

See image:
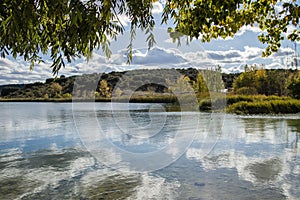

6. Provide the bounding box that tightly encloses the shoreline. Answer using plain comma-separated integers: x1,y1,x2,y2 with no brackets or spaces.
0,97,175,103
1,95,300,115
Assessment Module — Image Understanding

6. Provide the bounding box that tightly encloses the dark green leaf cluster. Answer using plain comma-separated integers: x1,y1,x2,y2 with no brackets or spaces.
0,76,74,99
162,0,299,56
0,0,156,74
287,72,300,98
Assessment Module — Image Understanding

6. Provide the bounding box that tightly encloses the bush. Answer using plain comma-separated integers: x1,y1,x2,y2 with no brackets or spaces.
226,95,254,105
235,87,258,95
43,94,49,99
54,94,62,98
228,101,271,114
62,93,72,98
199,99,211,111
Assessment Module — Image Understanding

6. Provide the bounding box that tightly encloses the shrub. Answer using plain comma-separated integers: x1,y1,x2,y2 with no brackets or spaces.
226,95,254,105
199,99,211,111
54,94,62,98
62,93,72,98
43,94,49,99
228,101,271,114
235,87,258,95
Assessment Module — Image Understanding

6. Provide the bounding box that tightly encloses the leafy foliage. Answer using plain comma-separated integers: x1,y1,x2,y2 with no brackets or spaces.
193,72,208,94
50,82,62,96
0,1,299,73
166,75,192,94
162,0,300,56
0,0,156,74
287,72,300,98
235,87,258,95
98,79,111,98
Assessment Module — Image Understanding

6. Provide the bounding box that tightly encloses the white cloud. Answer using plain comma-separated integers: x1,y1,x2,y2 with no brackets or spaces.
116,14,131,27
112,1,164,27
214,24,264,41
236,25,263,36
222,64,245,74
270,47,295,58
184,46,264,69
152,2,164,14
243,46,263,59
0,57,55,84
264,62,285,69
184,45,298,73
107,46,191,69
131,47,188,65
0,44,297,85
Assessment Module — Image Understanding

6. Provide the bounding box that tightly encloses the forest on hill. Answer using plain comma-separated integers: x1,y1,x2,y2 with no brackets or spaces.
1,67,300,100
0,68,236,100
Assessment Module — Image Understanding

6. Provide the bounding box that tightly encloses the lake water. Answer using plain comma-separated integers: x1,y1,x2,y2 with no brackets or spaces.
0,102,299,199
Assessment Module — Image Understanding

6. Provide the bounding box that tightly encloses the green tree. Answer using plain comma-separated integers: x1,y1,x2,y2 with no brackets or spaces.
255,69,268,95
193,72,208,94
233,67,293,96
264,69,289,96
288,72,300,99
233,66,257,93
0,0,299,73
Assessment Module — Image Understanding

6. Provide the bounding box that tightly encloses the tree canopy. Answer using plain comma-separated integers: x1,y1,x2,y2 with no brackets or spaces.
0,0,299,74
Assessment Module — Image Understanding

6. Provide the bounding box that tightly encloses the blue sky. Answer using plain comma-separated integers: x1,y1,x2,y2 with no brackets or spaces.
0,1,299,85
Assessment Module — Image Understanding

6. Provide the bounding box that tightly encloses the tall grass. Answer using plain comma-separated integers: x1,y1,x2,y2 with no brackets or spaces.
226,95,293,105
198,94,299,114
227,99,300,114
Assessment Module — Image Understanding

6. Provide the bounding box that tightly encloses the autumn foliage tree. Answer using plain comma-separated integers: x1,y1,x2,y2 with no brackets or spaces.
98,79,111,98
233,66,298,96
49,82,63,97
166,75,192,94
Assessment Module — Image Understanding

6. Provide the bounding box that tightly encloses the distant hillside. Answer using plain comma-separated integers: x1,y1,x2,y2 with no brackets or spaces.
0,68,238,99
0,84,26,96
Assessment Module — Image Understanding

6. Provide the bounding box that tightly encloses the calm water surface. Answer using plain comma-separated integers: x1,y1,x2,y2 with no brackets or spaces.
0,102,299,199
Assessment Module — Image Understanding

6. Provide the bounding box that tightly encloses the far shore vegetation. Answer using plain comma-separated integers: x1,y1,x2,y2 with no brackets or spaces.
1,67,300,114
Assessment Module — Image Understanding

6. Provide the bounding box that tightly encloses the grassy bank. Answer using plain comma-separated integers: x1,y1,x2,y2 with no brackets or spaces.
227,96,300,114
0,94,178,103
199,95,300,114
0,97,73,102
